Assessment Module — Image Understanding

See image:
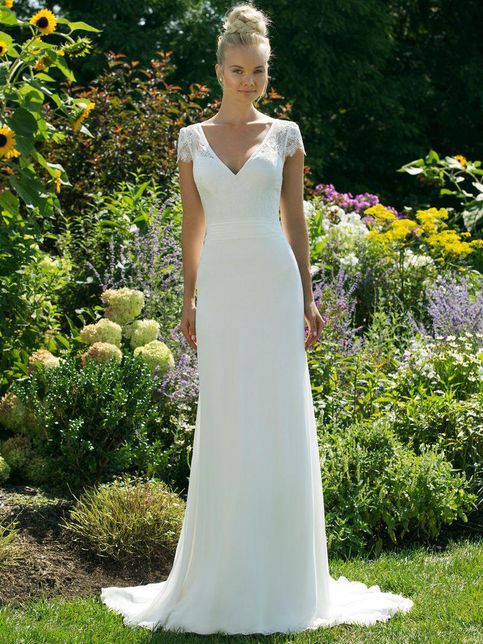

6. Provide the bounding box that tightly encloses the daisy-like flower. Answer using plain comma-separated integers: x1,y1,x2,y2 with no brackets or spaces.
4,0,14,9
0,40,8,56
29,9,57,35
0,126,21,160
454,154,468,168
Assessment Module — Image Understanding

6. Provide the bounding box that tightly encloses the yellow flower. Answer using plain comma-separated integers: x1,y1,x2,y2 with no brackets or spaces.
72,101,95,133
4,0,14,9
426,229,473,257
454,154,467,168
0,40,8,56
53,169,61,193
57,48,65,56
33,57,46,71
29,9,57,35
415,207,449,234
364,204,396,225
0,126,21,160
385,218,419,241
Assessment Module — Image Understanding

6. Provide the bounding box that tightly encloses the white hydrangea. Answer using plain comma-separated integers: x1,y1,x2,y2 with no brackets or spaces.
127,319,161,349
101,288,145,326
80,318,123,347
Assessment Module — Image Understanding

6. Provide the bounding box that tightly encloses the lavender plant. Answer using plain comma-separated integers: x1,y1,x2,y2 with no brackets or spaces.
313,265,365,356
407,271,483,341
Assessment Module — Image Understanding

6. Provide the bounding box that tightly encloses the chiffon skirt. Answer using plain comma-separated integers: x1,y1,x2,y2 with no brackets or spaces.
100,220,414,634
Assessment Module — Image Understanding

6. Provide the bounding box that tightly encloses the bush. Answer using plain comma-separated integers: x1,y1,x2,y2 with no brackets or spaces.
61,474,185,564
12,354,165,493
390,391,483,504
0,456,11,484
388,332,482,400
320,418,476,558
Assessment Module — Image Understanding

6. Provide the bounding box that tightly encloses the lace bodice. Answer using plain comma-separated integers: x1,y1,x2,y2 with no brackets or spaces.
176,119,305,165
175,119,306,235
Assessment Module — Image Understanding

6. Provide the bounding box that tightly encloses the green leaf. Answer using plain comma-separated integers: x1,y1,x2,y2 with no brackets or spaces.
9,106,38,138
64,20,102,33
18,84,45,113
0,8,22,26
53,55,76,82
0,190,19,216
8,168,50,211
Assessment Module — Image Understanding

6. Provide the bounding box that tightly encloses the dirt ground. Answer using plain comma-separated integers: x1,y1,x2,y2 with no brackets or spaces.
0,484,172,608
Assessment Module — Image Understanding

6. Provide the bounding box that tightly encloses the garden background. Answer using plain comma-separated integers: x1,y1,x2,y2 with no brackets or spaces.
0,0,482,641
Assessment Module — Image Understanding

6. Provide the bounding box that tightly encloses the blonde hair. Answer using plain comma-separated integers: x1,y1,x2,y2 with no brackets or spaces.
216,3,272,104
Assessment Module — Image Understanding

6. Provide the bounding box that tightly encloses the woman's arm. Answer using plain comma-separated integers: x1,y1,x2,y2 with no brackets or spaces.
280,149,323,350
178,157,205,350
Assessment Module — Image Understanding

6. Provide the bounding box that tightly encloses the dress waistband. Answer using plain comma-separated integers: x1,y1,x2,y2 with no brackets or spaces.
204,219,284,241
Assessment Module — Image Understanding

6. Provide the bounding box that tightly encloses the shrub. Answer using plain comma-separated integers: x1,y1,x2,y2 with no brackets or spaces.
61,474,185,564
0,392,26,432
12,354,164,493
0,435,32,473
320,418,476,558
0,456,11,484
390,391,483,502
389,332,482,400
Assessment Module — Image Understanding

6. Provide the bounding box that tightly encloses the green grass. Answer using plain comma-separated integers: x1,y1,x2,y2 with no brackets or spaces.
0,537,481,643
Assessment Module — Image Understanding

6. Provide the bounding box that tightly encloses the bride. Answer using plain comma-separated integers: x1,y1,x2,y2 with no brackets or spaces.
100,2,415,634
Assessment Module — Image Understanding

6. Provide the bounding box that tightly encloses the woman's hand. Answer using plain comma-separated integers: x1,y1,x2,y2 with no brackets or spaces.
181,299,197,351
304,299,323,351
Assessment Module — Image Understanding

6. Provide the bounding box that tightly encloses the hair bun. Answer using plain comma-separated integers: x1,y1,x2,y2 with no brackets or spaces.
223,4,269,38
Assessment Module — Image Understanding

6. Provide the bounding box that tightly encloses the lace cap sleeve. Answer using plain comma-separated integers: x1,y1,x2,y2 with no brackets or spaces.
284,122,306,159
177,126,193,162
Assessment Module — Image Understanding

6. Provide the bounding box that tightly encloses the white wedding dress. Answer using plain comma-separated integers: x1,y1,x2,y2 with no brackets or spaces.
100,119,414,634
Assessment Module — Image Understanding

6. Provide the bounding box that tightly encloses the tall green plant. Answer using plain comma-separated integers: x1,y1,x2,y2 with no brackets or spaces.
0,4,100,218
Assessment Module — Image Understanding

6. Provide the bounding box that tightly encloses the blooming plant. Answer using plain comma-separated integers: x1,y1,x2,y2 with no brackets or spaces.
398,150,483,233
390,332,483,399
0,3,100,218
408,271,483,339
78,288,175,376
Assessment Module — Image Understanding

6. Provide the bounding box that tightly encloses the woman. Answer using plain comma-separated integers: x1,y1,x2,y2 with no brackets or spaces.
100,3,414,634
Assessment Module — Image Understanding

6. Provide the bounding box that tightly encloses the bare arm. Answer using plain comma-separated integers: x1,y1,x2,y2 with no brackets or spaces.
178,157,205,350
280,148,323,350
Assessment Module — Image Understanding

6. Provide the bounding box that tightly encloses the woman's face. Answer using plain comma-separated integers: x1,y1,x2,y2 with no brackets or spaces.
216,44,268,102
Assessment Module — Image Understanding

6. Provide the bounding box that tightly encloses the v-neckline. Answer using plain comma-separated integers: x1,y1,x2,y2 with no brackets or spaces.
197,120,275,178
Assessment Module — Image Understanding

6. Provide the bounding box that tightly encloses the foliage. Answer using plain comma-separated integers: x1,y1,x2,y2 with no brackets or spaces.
321,418,476,558
398,150,483,234
0,3,99,219
388,332,482,401
60,474,186,563
389,391,483,503
11,354,165,493
0,216,73,393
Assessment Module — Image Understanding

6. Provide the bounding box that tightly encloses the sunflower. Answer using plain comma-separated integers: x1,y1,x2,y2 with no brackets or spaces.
29,9,57,35
0,126,21,160
0,40,8,56
72,101,95,133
